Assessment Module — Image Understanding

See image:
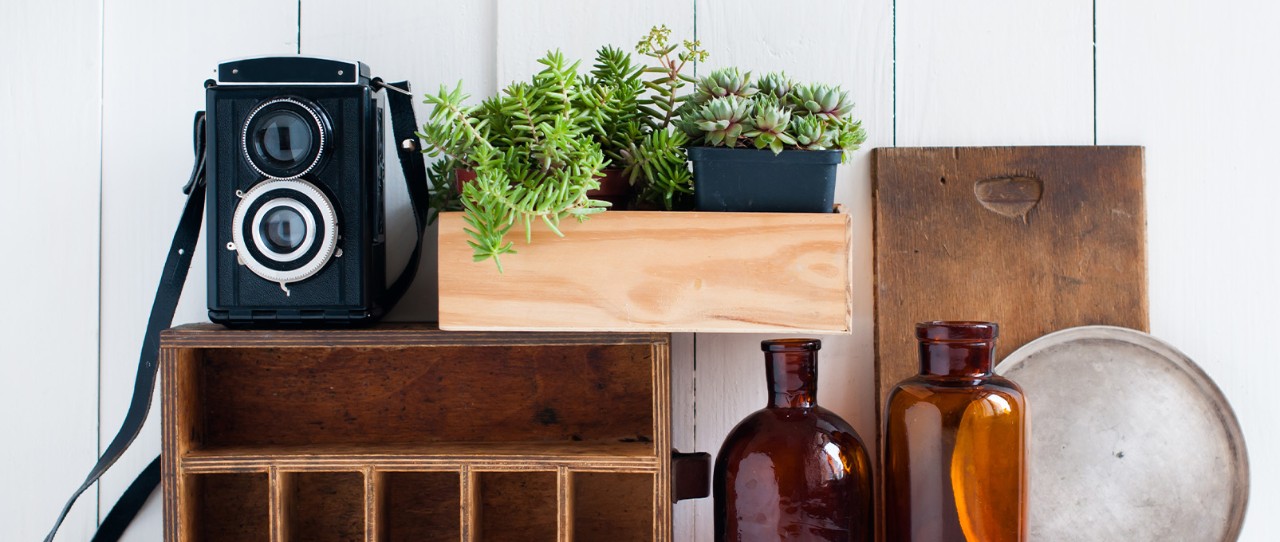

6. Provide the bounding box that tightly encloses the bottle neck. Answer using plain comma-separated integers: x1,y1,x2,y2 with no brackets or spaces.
766,350,818,408
918,341,995,378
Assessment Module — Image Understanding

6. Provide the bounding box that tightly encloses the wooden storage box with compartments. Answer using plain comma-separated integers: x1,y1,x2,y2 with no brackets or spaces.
436,208,854,334
160,324,707,541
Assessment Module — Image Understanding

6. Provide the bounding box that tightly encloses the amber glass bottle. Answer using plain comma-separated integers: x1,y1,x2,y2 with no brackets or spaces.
883,321,1026,542
714,339,873,541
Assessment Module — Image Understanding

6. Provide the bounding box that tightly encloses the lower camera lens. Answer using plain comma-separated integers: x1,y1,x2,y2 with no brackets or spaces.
254,111,313,165
232,179,338,288
260,205,307,253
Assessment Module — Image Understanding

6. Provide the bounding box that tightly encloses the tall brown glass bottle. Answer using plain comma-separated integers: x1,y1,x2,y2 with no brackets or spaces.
714,339,873,541
883,321,1027,542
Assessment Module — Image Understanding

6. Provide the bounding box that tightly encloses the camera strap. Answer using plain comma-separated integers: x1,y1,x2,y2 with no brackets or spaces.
376,79,430,313
46,81,429,542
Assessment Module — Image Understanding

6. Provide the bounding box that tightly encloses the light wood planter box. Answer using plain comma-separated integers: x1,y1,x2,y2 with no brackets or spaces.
438,209,853,333
161,324,701,542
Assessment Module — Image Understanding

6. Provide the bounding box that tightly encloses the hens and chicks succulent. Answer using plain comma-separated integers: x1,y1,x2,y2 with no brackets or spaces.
678,68,866,159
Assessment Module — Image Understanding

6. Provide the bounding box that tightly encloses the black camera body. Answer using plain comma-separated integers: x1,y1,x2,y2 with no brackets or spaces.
205,57,388,326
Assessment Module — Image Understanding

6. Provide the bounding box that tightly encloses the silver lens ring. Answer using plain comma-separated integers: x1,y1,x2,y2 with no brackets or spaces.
249,198,316,262
241,97,328,180
231,179,338,286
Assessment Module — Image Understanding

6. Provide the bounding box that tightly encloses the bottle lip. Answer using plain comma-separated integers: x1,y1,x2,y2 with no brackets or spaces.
761,338,822,352
916,321,999,342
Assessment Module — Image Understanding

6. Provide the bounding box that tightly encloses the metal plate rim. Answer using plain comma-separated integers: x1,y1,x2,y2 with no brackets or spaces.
996,325,1249,542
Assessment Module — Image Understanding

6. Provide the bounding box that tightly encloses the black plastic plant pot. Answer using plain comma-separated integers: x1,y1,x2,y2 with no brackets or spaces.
688,147,841,213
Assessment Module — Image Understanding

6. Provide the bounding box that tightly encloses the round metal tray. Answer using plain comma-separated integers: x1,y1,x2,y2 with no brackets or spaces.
996,325,1248,541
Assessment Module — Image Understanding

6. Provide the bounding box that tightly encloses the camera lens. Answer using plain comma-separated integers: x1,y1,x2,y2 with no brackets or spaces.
241,97,330,180
254,111,313,165
232,179,338,288
260,205,307,252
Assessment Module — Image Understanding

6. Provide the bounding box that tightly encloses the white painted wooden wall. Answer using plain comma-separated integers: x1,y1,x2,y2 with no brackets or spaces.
2,0,1276,540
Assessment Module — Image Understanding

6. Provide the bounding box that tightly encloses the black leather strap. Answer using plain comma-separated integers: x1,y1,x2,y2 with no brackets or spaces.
44,112,207,542
47,80,429,541
377,80,429,313
90,456,160,542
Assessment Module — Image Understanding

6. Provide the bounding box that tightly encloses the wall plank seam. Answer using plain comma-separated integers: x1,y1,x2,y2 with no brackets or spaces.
94,0,106,526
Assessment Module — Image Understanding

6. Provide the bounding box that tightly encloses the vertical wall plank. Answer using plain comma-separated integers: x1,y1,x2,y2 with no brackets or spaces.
301,0,498,323
493,0,694,86
693,0,893,539
895,0,1094,146
0,0,101,540
1098,1,1278,539
97,1,297,539
491,2,698,536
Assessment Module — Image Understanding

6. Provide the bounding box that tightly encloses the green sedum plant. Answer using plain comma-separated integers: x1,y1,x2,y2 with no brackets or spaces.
417,26,708,269
417,51,608,271
677,69,867,159
577,25,707,210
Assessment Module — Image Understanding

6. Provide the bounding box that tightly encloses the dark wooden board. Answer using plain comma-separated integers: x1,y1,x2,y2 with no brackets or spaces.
872,145,1148,440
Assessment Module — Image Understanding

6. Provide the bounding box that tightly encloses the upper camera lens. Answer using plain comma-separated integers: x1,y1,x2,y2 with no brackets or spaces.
242,97,329,179
255,111,313,165
260,205,307,253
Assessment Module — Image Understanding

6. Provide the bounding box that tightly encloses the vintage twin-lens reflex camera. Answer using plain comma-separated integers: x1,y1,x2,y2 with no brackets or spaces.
205,57,394,326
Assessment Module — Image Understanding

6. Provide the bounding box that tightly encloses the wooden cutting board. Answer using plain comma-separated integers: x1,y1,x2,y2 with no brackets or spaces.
872,146,1148,437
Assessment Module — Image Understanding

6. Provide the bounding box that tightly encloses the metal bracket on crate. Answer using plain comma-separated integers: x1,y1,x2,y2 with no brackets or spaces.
671,450,711,502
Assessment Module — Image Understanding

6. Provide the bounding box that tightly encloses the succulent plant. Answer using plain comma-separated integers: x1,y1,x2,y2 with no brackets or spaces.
756,71,796,101
790,83,856,121
790,115,835,150
624,25,705,209
683,69,867,161
417,27,712,268
744,97,796,153
636,25,707,130
417,50,608,271
580,44,645,161
567,28,708,211
617,127,693,211
685,95,755,147
693,67,758,104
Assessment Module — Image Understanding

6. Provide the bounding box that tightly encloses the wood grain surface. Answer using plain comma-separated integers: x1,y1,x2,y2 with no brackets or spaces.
161,324,674,541
381,471,461,542
438,210,853,333
872,145,1149,449
284,471,366,542
572,472,655,542
477,471,559,542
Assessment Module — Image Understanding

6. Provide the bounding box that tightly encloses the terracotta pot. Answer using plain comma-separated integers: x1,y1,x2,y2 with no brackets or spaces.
453,168,478,195
590,168,632,209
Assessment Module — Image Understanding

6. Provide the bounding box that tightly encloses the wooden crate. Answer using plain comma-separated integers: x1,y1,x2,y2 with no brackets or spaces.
161,324,692,541
437,209,853,334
